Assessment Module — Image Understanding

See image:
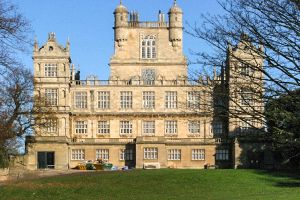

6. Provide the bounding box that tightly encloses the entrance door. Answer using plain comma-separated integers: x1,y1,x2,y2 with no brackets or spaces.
37,152,55,169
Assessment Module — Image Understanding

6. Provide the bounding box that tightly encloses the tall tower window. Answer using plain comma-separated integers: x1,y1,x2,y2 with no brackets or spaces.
45,89,58,106
240,88,254,106
141,35,156,59
44,63,57,77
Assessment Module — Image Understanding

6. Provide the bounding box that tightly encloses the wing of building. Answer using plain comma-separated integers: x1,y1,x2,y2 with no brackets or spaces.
25,2,268,170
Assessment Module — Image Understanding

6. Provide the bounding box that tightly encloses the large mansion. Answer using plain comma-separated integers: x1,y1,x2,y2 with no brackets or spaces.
25,1,266,170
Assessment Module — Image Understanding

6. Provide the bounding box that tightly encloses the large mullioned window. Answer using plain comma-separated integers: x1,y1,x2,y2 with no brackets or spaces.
143,91,155,109
75,92,87,109
45,89,58,106
144,148,158,160
120,91,132,109
141,35,156,59
187,91,201,109
45,118,58,133
96,149,109,161
165,120,177,135
191,149,205,160
143,121,155,136
168,149,181,160
71,149,85,160
97,121,110,135
165,91,177,109
98,91,110,109
75,121,87,134
44,63,57,77
120,121,133,135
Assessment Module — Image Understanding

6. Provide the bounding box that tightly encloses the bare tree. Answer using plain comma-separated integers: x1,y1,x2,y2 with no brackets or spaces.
0,0,37,167
186,0,300,166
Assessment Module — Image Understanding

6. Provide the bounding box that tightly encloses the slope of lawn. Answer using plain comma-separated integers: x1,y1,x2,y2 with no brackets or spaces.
0,169,299,200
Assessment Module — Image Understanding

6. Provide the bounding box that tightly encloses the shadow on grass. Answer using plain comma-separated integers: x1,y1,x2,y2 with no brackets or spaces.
254,170,300,188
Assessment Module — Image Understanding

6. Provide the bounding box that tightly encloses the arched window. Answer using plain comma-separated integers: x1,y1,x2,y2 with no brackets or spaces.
141,35,156,59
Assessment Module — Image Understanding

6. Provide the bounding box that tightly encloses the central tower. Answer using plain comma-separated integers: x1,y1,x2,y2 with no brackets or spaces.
110,1,187,82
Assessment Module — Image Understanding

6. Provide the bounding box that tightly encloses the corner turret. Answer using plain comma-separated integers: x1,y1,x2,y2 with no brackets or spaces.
168,0,183,48
114,1,128,47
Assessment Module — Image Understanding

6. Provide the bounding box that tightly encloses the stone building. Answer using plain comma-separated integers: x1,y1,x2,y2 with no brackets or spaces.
25,1,265,170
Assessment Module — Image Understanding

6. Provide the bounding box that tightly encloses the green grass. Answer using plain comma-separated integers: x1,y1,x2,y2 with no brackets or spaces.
0,169,299,200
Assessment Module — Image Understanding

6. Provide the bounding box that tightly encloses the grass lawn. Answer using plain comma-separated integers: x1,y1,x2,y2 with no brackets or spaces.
0,169,299,200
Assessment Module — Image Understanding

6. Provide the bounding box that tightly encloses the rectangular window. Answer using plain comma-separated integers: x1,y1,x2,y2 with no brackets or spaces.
192,149,205,160
75,121,87,134
44,63,57,77
168,149,181,160
96,149,109,161
165,91,177,109
241,64,251,76
240,89,254,106
98,91,110,109
120,91,132,109
71,149,85,160
97,121,110,135
188,121,200,134
165,120,177,135
45,118,58,133
120,149,134,161
212,121,223,135
143,91,155,109
216,149,229,161
75,92,87,109
144,147,158,160
143,121,155,136
187,91,200,109
45,89,58,106
120,121,132,135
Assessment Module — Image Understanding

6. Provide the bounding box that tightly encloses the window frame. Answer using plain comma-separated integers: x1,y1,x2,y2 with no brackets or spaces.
165,91,177,109
143,147,158,160
142,91,155,109
98,91,110,109
45,88,58,106
71,149,85,160
44,63,57,77
141,35,157,59
120,120,133,135
96,149,109,161
97,121,110,135
167,149,181,161
75,91,88,109
191,149,205,161
75,121,88,134
120,91,133,109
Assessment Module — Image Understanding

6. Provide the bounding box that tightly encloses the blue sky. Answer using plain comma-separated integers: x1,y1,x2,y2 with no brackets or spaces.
14,0,225,79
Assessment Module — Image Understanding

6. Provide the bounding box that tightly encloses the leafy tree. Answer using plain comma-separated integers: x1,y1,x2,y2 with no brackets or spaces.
266,89,300,167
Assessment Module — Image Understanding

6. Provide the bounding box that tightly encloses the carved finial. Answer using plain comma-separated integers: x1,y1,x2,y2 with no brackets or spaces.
120,0,122,5
34,36,38,51
48,32,56,41
66,36,70,51
174,0,177,6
